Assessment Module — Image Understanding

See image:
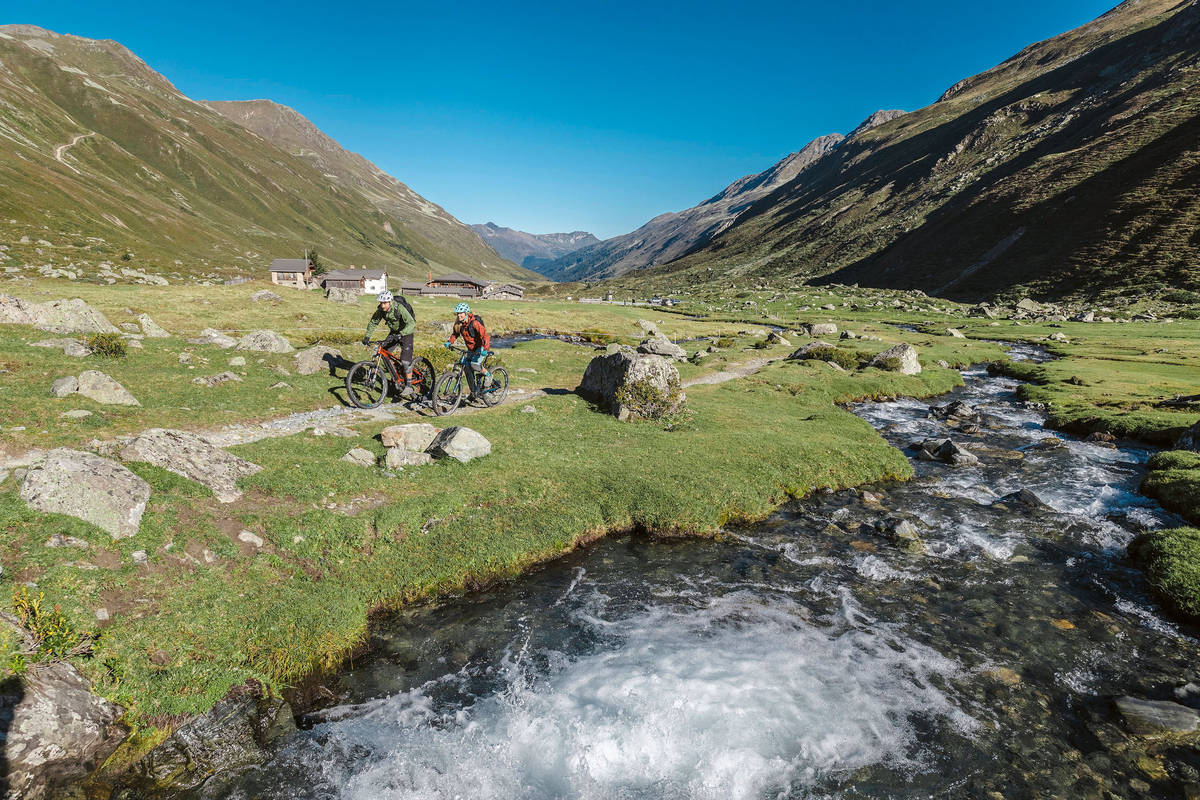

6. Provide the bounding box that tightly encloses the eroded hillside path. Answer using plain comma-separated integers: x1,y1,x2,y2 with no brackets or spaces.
53,131,95,173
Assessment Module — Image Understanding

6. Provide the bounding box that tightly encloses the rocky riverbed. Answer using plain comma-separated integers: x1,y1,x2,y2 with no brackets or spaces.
127,358,1199,799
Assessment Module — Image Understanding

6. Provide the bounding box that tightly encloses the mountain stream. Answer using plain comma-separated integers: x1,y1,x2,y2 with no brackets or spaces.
186,351,1198,799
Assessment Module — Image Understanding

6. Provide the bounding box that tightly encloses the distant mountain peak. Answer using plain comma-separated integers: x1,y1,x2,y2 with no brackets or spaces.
847,109,907,139
470,223,600,273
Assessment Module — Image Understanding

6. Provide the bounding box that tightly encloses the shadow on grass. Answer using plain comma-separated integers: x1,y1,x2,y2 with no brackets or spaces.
0,674,24,795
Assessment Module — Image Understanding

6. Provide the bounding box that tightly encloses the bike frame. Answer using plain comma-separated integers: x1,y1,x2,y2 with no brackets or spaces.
373,343,423,387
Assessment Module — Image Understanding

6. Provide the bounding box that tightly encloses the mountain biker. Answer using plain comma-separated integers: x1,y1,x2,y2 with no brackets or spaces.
362,290,416,395
444,302,493,391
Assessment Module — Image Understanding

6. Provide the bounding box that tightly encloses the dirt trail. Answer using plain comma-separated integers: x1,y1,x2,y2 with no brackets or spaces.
0,356,783,469
53,132,95,173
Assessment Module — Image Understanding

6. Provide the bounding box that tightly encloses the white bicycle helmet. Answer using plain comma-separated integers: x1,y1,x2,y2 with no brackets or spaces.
377,290,393,303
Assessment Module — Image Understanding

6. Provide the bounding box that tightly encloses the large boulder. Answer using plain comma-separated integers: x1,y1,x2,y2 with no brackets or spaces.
25,298,119,335
325,287,360,305
187,328,238,349
0,294,36,325
380,422,441,451
236,330,293,354
578,350,684,421
77,370,140,406
19,449,151,538
868,343,921,375
119,429,262,503
426,426,492,463
636,336,687,361
115,692,295,796
294,345,344,376
808,322,838,337
1,657,128,800
137,313,170,338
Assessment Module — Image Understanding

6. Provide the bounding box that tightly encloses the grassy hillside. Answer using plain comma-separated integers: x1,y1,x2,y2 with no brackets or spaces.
620,0,1199,302
0,26,536,284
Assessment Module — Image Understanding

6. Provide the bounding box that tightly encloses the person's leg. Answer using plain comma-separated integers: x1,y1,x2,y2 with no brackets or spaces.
399,334,415,394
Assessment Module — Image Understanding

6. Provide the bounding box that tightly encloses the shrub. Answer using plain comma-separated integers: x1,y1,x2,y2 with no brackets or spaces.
875,356,902,372
714,337,734,349
1161,289,1200,305
802,345,859,370
84,332,127,358
579,329,617,346
614,375,685,421
12,586,95,661
120,252,133,261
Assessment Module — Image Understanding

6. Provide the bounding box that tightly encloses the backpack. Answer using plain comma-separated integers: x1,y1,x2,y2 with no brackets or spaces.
395,294,416,321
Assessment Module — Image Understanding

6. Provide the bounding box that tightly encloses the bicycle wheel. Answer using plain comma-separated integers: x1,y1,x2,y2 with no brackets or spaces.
481,366,509,407
432,369,464,416
411,356,436,399
345,360,389,409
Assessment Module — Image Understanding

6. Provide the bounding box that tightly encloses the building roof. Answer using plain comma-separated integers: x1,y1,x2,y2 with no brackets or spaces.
400,281,427,290
323,269,387,281
431,272,491,287
486,283,525,293
268,258,311,272
421,286,478,297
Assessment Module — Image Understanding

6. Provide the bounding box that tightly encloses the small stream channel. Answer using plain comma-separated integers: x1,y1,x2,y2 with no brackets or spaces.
187,350,1197,799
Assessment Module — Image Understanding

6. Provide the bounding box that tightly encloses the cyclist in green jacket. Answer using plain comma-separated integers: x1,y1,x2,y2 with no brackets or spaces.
362,290,416,394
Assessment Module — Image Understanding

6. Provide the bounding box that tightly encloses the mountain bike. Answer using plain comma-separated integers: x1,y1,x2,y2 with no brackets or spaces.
345,341,435,409
431,345,509,416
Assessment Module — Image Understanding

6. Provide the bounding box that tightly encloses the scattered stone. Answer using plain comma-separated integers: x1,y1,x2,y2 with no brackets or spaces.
119,322,140,334
1085,431,1116,443
131,550,148,565
191,371,243,387
983,667,1023,686
0,653,127,800
341,448,377,467
137,313,169,338
294,345,344,376
521,405,537,413
931,400,977,421
267,381,290,390
380,422,441,451
237,530,264,548
880,517,925,554
577,350,685,421
228,356,246,367
1047,332,1069,343
1031,436,1067,450
178,353,192,365
913,438,979,466
20,450,150,538
119,428,263,503
77,370,140,406
945,328,966,338
311,424,356,438
868,343,921,375
1071,311,1095,323
51,375,79,397
516,368,537,374
636,319,660,336
44,533,89,549
808,322,838,337
384,446,433,469
995,489,1053,510
1015,298,1042,313
786,340,837,360
59,409,93,419
95,608,109,622
236,329,293,354
325,287,359,304
766,331,790,346
426,426,492,463
636,336,687,361
187,328,238,349
1115,696,1200,737
250,290,282,303
115,692,295,796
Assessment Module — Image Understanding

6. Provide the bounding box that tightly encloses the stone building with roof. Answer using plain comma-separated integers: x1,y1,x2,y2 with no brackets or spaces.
399,273,524,300
267,258,314,289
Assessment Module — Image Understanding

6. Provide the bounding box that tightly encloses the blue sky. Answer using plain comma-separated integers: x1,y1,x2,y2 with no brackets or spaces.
9,1,1116,238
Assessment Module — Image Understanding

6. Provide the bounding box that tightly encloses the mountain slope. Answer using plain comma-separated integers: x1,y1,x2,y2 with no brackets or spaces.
638,0,1200,300
469,222,599,271
541,130,855,282
209,100,536,282
0,26,535,282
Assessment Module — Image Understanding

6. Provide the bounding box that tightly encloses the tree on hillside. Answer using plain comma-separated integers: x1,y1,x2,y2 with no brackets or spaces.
307,247,327,276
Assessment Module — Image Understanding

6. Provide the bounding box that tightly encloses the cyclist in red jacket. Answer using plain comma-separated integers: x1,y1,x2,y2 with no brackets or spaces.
444,302,493,391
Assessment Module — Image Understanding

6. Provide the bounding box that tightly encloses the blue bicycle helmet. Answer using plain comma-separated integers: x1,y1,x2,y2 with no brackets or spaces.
454,302,471,313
